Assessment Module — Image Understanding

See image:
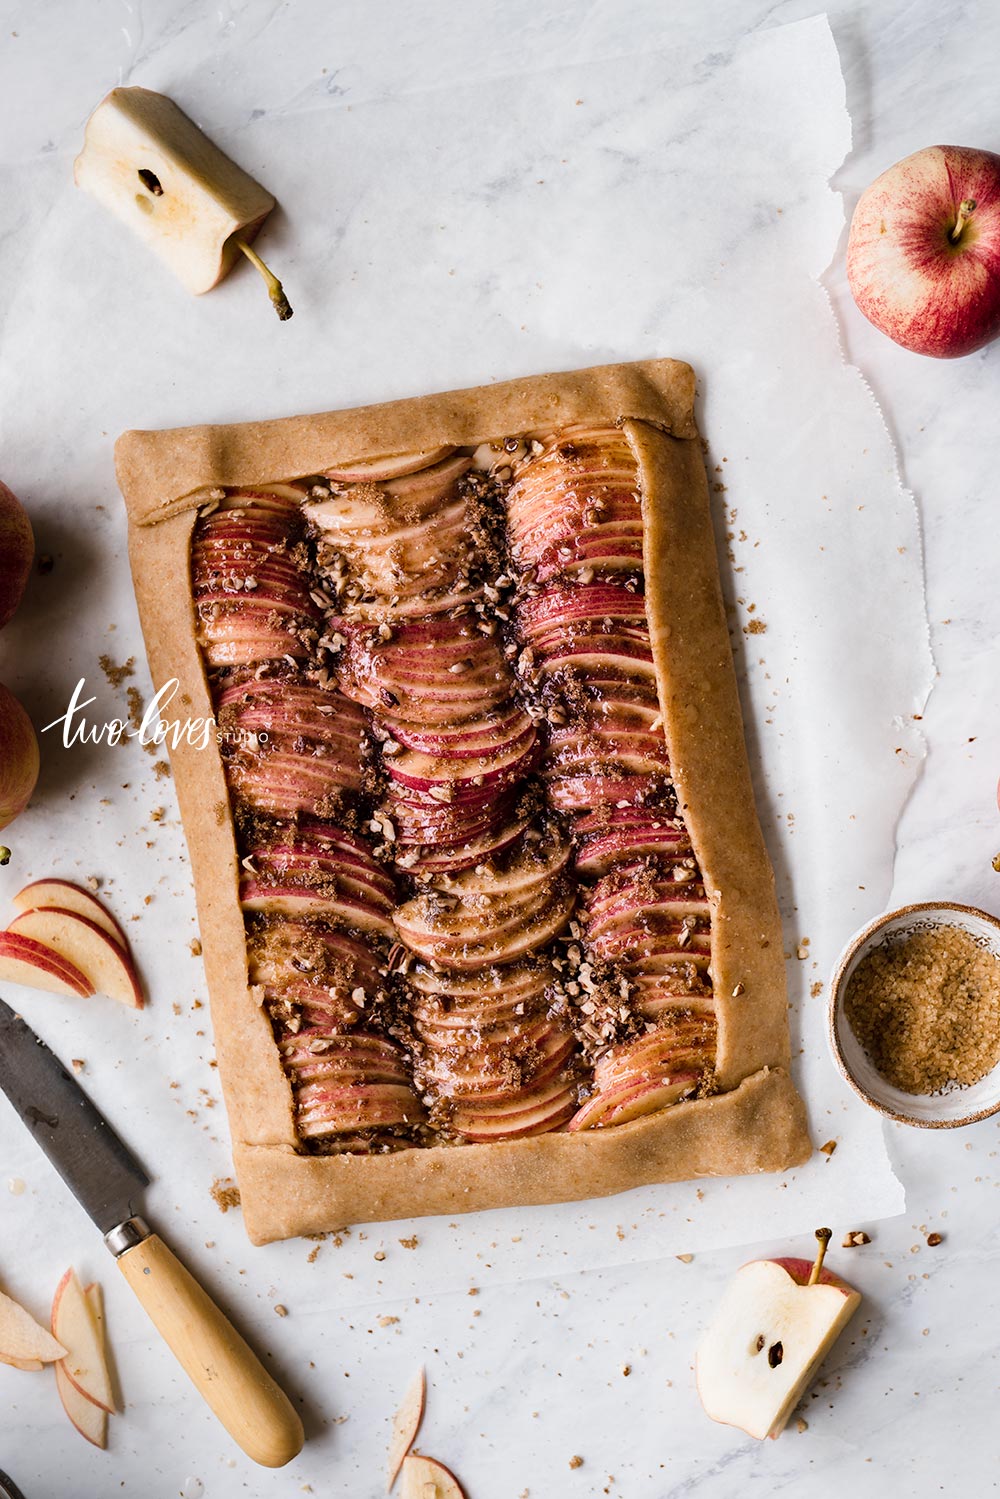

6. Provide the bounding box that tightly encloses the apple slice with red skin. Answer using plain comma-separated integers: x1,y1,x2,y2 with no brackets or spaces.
8,908,143,1008
326,447,456,484
696,1230,861,1440
0,929,94,997
0,1286,66,1364
55,1360,108,1448
444,1075,578,1141
52,1267,115,1413
400,1454,467,1499
11,879,129,950
387,1366,426,1491
568,1070,699,1130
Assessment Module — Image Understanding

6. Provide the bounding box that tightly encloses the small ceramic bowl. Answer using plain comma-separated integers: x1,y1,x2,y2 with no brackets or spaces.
829,900,1000,1128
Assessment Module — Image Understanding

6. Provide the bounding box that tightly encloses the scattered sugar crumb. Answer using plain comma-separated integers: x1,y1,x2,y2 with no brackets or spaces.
98,654,135,689
210,1178,241,1213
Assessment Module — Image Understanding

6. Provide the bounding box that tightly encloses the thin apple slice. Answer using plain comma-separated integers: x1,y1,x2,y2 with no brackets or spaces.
8,908,143,1008
12,879,129,951
0,1287,66,1363
0,930,94,997
56,1359,108,1449
387,1366,426,1490
325,446,456,482
0,1353,43,1371
52,1268,115,1413
400,1455,466,1499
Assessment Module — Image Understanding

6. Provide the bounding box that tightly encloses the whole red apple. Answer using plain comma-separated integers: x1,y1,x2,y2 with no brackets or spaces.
0,682,39,832
847,145,1000,358
0,481,33,630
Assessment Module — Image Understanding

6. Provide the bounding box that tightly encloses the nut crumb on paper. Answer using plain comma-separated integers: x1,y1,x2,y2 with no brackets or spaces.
210,1178,241,1213
71,1058,86,1073
154,759,171,779
927,1232,943,1246
676,1253,693,1264
398,1235,419,1250
569,1455,584,1470
378,1315,398,1327
842,1231,871,1248
274,1304,288,1317
189,938,202,956
819,1140,837,1157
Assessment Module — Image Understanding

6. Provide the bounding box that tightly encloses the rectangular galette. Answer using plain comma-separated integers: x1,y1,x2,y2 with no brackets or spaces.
116,359,810,1244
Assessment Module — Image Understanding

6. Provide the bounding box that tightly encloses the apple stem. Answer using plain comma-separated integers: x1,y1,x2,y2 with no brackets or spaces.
234,237,293,321
950,198,977,241
808,1227,832,1286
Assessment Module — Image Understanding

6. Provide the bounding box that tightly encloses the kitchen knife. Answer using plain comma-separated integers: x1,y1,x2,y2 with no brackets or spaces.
0,996,303,1468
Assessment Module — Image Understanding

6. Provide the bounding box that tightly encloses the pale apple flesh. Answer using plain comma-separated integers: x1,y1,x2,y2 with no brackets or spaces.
387,1366,426,1490
847,144,1000,358
11,879,129,949
8,907,144,1008
51,1267,115,1414
0,929,94,997
0,1287,66,1364
400,1454,467,1499
696,1257,861,1440
74,86,277,297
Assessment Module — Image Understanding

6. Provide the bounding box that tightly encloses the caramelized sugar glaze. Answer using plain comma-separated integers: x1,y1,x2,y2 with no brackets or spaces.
190,428,718,1153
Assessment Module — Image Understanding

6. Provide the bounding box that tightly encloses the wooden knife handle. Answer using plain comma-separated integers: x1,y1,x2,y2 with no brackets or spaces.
117,1232,304,1467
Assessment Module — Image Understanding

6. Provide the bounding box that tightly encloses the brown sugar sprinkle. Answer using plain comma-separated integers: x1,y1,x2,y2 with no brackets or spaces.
844,926,1000,1094
210,1177,241,1213
98,654,135,689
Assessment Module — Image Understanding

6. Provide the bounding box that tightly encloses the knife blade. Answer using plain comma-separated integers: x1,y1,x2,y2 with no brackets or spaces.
0,995,303,1468
0,997,149,1234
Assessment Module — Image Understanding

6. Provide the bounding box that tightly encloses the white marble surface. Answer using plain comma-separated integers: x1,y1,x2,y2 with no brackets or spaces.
1,2,999,1495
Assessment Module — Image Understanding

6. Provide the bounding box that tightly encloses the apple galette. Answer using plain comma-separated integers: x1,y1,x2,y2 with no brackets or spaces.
116,360,810,1243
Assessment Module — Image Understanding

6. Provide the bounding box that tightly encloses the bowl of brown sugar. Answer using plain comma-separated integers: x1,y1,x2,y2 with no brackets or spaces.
829,901,1000,1127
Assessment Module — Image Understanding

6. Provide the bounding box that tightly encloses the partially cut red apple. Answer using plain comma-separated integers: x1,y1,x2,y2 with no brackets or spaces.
400,1454,467,1499
8,907,143,1008
52,1268,115,1414
12,879,129,950
387,1366,426,1490
0,929,93,997
0,1286,66,1364
696,1231,861,1440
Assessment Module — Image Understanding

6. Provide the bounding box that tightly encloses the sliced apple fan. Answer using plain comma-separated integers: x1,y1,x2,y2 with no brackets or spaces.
190,427,719,1152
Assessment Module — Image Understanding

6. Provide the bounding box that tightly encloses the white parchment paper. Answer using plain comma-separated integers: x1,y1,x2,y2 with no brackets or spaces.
0,12,924,1343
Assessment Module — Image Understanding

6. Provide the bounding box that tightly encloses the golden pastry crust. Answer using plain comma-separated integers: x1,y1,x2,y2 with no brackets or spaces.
116,359,810,1245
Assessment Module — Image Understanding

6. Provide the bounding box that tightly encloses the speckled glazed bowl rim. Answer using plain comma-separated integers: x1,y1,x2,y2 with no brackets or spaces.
829,900,1000,1129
